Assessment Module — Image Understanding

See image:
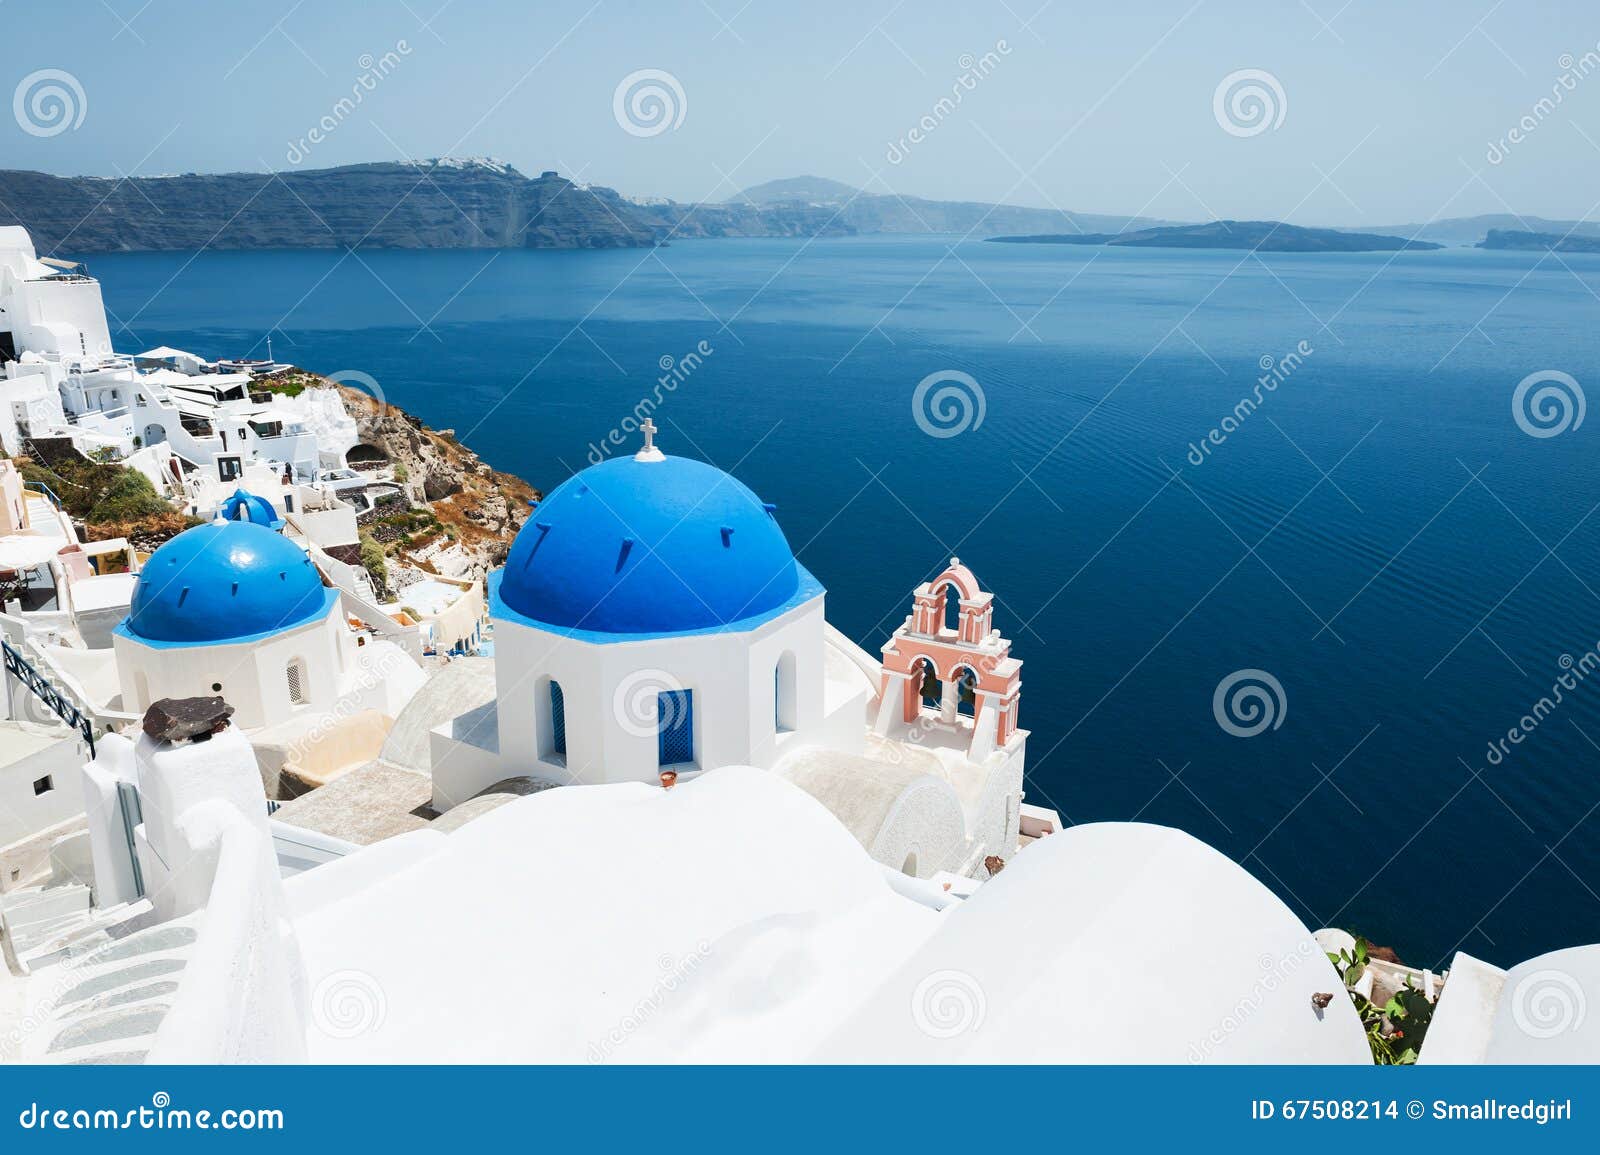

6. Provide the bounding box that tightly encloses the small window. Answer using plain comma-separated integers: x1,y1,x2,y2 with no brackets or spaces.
286,659,307,705
658,689,694,766
550,680,567,757
32,775,53,796
775,651,797,734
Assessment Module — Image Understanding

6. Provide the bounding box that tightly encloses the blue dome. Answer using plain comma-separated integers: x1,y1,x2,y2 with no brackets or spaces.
120,520,336,646
493,454,818,637
218,487,282,528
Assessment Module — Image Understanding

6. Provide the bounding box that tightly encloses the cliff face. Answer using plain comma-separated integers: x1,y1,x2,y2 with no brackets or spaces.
623,197,855,238
333,382,537,579
0,161,656,252
0,162,1180,252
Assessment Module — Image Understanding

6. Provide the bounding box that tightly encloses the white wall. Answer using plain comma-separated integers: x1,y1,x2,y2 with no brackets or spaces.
114,609,346,731
0,359,69,454
0,729,86,854
434,595,834,806
0,274,114,361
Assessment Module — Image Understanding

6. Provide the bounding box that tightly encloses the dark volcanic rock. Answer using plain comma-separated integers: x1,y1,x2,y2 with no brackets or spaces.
0,161,657,253
143,697,234,743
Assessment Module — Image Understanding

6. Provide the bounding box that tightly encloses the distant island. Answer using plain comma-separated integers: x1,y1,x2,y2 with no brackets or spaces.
986,221,1443,253
0,164,1174,255
0,163,1578,255
1477,228,1600,253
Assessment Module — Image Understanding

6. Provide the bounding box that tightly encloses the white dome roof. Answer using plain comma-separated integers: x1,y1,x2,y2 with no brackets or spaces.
815,822,1372,1063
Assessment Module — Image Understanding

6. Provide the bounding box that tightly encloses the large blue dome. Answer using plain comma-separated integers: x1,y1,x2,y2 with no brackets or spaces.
119,520,336,646
493,454,820,638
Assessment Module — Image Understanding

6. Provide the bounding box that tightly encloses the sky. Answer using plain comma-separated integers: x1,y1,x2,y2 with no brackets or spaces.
7,0,1600,225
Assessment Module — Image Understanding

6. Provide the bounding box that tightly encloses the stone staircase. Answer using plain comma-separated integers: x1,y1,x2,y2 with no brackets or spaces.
3,896,197,1064
0,882,94,957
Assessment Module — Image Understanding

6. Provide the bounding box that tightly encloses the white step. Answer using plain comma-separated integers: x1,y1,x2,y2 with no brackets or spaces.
17,912,198,1064
1,882,91,925
18,900,153,968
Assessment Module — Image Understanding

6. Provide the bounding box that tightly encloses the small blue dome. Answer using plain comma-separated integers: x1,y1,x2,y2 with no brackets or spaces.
120,521,335,646
218,487,282,528
494,454,815,637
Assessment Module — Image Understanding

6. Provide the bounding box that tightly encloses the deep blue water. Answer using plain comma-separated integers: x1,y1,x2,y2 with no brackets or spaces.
87,236,1600,968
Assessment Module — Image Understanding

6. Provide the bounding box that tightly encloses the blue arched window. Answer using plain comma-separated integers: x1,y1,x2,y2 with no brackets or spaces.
659,689,694,766
550,680,567,757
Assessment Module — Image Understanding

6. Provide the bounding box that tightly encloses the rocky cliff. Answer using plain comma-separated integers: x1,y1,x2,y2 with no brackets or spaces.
0,161,656,252
0,161,1181,252
327,379,538,585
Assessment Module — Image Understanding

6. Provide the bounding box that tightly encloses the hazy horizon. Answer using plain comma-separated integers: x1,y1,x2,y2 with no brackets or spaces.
7,0,1600,226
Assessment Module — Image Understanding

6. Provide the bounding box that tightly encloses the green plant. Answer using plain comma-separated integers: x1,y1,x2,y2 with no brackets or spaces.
86,469,169,523
392,462,409,483
358,533,389,592
1329,937,1435,1064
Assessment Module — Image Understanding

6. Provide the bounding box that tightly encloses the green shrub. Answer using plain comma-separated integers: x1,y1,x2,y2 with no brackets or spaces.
86,468,169,524
358,533,388,591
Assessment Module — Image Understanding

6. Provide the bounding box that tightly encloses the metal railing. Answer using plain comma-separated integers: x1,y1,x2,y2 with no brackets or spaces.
21,480,64,511
1,639,95,756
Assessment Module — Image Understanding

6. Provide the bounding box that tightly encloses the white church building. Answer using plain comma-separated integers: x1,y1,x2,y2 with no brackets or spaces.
430,423,1029,880
111,518,423,735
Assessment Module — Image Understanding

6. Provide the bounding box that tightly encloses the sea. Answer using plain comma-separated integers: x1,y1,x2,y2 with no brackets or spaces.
87,235,1600,969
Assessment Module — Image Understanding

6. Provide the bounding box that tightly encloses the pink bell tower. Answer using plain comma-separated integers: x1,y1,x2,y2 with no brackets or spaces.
876,558,1022,760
